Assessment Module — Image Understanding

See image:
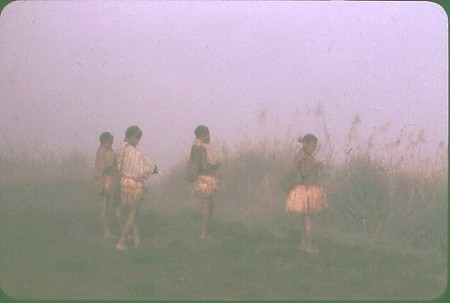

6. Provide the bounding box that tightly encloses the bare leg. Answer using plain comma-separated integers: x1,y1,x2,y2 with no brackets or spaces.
133,224,141,248
132,205,141,248
301,214,318,253
201,196,213,240
118,197,131,239
116,202,138,250
209,196,215,219
299,215,307,251
114,206,122,230
112,188,122,234
100,197,112,239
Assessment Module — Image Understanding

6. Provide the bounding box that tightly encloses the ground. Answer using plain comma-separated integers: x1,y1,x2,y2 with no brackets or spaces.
0,181,447,301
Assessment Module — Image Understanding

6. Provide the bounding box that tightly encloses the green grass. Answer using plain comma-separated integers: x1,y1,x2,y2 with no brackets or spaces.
0,130,447,301
0,181,446,301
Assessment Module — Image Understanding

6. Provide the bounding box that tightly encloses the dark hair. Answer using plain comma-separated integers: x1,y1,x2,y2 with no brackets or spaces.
99,132,113,144
194,125,209,138
125,125,142,140
298,134,318,144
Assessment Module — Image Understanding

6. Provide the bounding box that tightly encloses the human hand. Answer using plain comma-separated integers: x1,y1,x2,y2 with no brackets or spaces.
153,165,162,174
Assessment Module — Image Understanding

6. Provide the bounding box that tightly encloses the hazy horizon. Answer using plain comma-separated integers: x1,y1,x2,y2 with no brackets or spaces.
0,1,447,169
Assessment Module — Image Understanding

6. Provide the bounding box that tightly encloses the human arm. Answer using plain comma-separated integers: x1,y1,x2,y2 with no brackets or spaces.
104,151,118,175
95,149,117,179
139,151,157,178
198,147,219,174
298,155,320,184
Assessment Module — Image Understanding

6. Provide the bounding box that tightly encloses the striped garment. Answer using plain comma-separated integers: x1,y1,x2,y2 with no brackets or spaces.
116,141,156,181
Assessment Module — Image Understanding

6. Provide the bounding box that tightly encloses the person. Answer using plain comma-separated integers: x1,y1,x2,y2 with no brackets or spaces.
188,125,220,240
285,134,327,253
94,132,121,239
115,126,159,251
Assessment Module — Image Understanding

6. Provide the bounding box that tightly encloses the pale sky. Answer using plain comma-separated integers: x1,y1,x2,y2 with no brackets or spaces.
0,1,447,169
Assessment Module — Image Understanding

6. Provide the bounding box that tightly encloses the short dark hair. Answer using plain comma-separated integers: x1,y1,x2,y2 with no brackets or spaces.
298,134,318,144
99,132,113,144
125,126,142,140
194,125,209,138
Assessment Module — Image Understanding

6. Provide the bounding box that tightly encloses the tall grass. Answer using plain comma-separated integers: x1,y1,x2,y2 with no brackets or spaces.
1,119,447,256
154,120,447,256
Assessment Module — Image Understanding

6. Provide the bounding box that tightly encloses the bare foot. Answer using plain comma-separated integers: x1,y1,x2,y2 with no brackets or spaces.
304,245,319,254
299,240,308,251
115,243,127,251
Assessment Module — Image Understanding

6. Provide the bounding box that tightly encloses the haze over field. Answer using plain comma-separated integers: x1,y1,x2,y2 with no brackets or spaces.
0,1,447,169
0,2,447,300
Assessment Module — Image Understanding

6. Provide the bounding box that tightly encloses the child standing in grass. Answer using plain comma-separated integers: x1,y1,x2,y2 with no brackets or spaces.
188,125,220,240
115,126,160,251
285,134,327,253
95,132,121,239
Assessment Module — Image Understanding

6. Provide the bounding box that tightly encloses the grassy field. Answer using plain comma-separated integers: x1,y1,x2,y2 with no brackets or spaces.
0,176,447,301
0,125,447,301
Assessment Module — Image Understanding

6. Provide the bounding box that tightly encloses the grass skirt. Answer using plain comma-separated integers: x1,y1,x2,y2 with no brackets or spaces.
285,185,327,214
120,177,145,206
192,175,219,198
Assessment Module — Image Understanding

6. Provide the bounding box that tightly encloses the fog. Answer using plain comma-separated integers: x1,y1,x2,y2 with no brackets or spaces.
0,2,448,300
0,0,447,170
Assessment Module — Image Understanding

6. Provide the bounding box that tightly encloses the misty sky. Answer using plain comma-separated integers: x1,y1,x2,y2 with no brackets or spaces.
0,1,447,169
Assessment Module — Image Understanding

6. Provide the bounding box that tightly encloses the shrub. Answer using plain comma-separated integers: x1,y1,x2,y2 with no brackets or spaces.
155,136,447,255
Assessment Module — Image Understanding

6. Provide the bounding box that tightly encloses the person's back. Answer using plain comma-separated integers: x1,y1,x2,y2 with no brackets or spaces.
116,141,155,181
189,125,220,240
115,125,159,251
95,132,120,239
96,146,119,181
297,149,320,186
189,143,218,177
285,134,327,254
